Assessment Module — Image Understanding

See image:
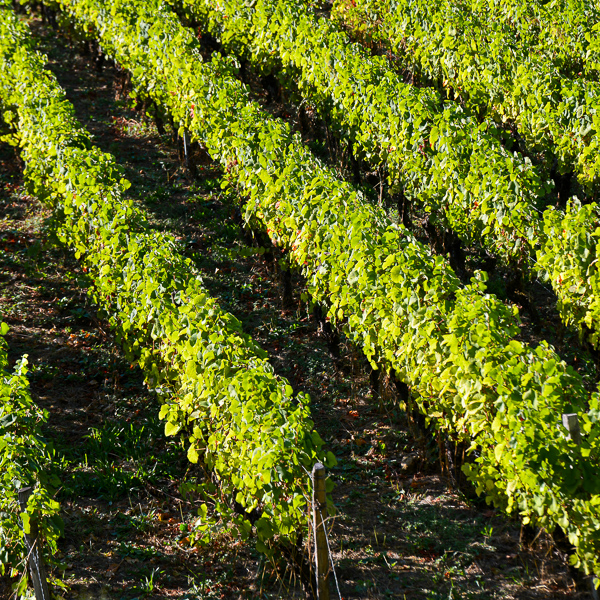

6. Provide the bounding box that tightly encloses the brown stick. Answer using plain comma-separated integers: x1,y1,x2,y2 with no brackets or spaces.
312,463,330,600
18,487,51,600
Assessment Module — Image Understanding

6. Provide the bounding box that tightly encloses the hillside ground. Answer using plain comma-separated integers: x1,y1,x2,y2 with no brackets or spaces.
0,14,595,600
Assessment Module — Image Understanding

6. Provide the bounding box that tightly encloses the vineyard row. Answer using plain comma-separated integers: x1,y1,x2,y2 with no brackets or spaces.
170,0,600,348
0,3,329,576
47,0,600,578
333,0,600,191
0,318,61,590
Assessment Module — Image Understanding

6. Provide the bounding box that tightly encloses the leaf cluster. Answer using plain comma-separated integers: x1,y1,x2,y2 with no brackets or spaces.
171,0,600,349
174,0,551,264
331,0,600,184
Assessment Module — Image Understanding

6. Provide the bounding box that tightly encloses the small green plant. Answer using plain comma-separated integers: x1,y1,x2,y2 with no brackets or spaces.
481,525,493,540
133,567,162,596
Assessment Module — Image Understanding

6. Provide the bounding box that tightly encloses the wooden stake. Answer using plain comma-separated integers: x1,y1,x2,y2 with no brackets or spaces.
18,487,51,600
182,129,196,176
562,413,582,445
182,129,190,171
312,463,330,600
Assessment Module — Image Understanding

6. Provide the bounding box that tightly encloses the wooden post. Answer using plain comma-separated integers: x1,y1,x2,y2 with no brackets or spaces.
312,463,330,600
18,487,51,600
562,413,582,445
182,129,196,176
182,129,190,171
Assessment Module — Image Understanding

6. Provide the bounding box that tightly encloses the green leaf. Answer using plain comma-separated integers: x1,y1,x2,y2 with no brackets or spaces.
390,265,402,283
429,126,439,146
165,421,181,436
21,512,31,535
324,451,337,468
187,445,199,463
494,442,506,463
